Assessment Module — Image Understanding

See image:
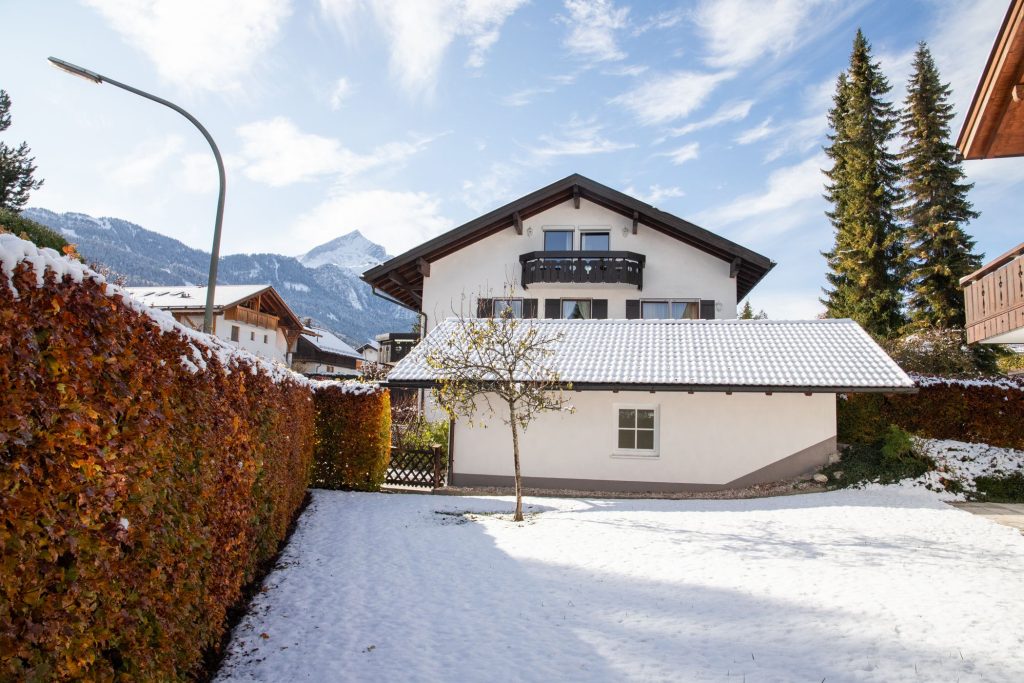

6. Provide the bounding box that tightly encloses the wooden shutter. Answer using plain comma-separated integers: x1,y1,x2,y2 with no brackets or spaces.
700,299,716,320
625,299,640,319
592,299,608,319
523,299,538,319
476,297,492,317
544,299,561,319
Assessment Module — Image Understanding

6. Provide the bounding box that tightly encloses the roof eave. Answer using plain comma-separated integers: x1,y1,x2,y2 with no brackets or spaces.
385,379,917,394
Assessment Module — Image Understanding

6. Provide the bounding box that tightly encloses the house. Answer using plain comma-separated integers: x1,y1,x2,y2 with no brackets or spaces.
957,0,1024,344
124,284,306,365
357,340,380,364
365,174,915,491
375,331,420,366
292,326,362,378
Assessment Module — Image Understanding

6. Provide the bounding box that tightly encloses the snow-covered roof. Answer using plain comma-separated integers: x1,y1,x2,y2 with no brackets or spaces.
388,318,916,392
357,340,380,351
301,327,361,358
123,285,270,311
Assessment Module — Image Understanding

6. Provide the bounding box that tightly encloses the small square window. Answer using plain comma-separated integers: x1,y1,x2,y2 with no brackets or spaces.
615,406,658,456
580,231,610,251
544,229,573,251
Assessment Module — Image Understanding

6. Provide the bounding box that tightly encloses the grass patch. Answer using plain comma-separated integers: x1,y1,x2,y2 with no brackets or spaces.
973,473,1024,503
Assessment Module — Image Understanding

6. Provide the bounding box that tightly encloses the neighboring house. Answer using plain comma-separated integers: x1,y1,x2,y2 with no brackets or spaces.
375,332,420,366
957,0,1024,344
292,326,362,378
124,284,305,365
365,175,915,492
357,340,380,364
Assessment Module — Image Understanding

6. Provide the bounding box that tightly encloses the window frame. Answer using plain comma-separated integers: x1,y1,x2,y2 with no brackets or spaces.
491,297,525,319
640,298,701,320
579,228,611,251
612,404,660,457
560,298,593,319
542,227,575,251
230,325,240,342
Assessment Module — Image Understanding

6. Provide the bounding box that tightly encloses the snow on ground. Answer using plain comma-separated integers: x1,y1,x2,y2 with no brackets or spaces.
873,438,1024,501
216,488,1024,683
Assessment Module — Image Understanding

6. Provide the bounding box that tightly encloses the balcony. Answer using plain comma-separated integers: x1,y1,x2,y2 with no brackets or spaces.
962,243,1024,344
520,251,645,289
225,305,279,330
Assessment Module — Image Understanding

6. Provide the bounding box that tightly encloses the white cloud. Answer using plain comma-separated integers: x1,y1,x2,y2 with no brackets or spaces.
694,0,832,69
659,142,700,166
736,117,778,144
502,87,555,107
319,0,526,98
562,0,630,62
291,189,450,256
529,116,635,158
964,157,1024,191
461,162,525,213
611,70,734,125
668,100,754,137
236,117,432,187
761,76,835,161
624,184,686,205
631,7,685,36
699,154,826,226
328,78,353,110
84,0,291,92
106,136,184,187
602,64,649,77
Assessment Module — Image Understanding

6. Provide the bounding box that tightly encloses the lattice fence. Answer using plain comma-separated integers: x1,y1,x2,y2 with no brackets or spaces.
386,446,445,488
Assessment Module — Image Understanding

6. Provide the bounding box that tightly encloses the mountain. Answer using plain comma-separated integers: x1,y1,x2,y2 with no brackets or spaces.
22,208,415,346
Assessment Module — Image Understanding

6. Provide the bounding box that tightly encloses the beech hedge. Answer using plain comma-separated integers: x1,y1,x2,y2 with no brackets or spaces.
312,384,391,490
839,375,1024,450
0,236,390,680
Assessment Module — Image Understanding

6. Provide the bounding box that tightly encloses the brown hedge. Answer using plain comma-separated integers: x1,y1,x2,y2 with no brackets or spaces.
839,376,1024,450
312,385,391,491
0,260,316,680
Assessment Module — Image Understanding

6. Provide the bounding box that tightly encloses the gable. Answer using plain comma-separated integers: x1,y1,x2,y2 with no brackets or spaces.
362,174,775,309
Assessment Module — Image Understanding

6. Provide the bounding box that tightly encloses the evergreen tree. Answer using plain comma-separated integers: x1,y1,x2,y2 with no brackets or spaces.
0,89,44,211
739,301,767,319
822,30,906,338
899,42,981,329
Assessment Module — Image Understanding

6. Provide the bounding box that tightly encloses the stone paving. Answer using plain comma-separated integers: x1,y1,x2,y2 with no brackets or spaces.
951,502,1024,533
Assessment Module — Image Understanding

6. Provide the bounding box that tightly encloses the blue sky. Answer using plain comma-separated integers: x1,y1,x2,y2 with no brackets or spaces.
3,0,1023,318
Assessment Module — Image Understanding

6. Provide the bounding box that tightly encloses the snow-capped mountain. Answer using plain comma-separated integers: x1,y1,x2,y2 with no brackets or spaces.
298,230,388,272
22,208,415,346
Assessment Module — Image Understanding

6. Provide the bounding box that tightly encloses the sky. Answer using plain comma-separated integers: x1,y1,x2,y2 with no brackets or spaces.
2,0,1023,318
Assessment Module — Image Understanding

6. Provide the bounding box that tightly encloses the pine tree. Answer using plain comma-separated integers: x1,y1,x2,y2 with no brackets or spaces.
739,301,755,319
822,30,906,339
899,42,981,329
0,89,44,211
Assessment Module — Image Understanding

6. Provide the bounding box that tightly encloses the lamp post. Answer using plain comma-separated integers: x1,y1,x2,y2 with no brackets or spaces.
48,56,226,334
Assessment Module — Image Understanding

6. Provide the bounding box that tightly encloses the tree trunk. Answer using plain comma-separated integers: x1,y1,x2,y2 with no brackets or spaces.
509,402,523,522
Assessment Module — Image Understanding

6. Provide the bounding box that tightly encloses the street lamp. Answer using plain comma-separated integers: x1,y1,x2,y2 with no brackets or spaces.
48,56,226,334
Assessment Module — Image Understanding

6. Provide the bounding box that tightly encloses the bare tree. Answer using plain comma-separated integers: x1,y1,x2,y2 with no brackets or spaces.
424,304,571,521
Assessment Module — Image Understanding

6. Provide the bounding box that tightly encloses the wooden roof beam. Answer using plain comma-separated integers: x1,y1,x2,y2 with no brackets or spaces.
513,211,523,235
388,271,423,305
632,210,639,235
573,184,580,209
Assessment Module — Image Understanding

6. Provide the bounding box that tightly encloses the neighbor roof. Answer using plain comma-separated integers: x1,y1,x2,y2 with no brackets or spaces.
387,318,915,393
124,284,269,310
957,0,1024,159
301,327,361,358
362,174,775,308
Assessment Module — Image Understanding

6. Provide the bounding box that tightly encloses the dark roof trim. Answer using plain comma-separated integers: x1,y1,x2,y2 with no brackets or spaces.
362,174,776,307
384,379,917,395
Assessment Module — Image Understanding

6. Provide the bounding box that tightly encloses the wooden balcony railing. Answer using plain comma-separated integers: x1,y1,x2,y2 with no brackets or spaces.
225,305,279,330
963,246,1024,343
519,250,645,289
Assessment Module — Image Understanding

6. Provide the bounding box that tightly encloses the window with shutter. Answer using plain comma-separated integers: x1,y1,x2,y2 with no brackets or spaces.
592,299,608,319
544,299,561,319
476,298,492,317
700,300,716,319
625,300,640,319
523,299,538,318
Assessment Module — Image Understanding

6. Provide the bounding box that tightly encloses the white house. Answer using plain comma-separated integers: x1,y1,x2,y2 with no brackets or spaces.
123,284,306,366
364,175,915,491
292,326,362,378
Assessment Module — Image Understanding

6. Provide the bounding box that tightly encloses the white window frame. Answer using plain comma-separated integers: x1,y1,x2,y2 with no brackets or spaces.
541,226,575,251
492,297,524,319
640,299,700,320
612,403,660,457
561,298,593,319
579,226,611,251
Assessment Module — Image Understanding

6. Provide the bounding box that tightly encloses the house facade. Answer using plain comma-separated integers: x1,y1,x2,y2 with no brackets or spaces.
123,284,306,365
292,326,362,378
366,175,914,492
957,0,1024,345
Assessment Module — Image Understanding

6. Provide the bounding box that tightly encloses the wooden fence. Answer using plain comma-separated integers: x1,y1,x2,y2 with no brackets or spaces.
385,445,446,489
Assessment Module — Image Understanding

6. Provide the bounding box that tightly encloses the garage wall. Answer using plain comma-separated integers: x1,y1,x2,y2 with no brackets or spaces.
451,391,837,489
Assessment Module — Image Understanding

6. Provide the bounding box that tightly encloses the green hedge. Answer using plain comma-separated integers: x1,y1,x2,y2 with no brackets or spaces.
0,208,70,252
312,384,391,490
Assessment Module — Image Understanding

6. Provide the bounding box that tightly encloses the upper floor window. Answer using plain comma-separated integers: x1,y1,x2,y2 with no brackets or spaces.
562,299,591,319
641,300,699,320
493,298,524,318
543,229,573,251
580,231,610,251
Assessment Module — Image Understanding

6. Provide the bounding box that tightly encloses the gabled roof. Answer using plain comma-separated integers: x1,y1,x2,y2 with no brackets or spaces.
123,284,306,332
362,174,775,308
387,318,915,393
957,0,1024,159
301,326,361,358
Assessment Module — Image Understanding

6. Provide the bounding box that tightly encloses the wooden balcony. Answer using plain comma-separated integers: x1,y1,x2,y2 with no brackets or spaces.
962,243,1024,344
520,250,645,289
225,305,280,330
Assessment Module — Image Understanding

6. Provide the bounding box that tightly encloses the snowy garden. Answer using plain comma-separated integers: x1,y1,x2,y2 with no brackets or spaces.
215,486,1024,683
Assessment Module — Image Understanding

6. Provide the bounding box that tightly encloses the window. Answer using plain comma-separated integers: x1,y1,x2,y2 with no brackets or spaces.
616,406,658,455
543,229,573,251
562,299,591,319
492,298,524,318
641,300,699,320
580,231,610,251
230,325,240,342
250,331,256,341
263,334,269,344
